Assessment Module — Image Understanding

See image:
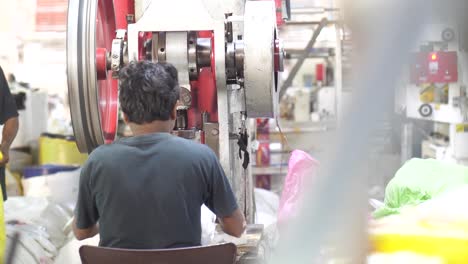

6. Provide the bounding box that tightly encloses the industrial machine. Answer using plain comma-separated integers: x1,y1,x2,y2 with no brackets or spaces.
405,24,468,164
66,0,285,222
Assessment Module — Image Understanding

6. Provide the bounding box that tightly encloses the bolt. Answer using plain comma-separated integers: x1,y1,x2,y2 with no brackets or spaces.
126,14,135,24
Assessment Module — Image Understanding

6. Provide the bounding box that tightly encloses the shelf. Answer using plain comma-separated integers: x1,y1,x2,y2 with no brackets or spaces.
273,120,337,134
252,165,288,175
23,32,66,40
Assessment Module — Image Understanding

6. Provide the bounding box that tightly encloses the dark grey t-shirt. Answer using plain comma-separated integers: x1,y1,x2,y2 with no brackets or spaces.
0,66,18,125
75,133,238,249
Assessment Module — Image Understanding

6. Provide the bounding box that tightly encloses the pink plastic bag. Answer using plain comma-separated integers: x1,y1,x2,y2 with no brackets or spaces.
278,150,319,227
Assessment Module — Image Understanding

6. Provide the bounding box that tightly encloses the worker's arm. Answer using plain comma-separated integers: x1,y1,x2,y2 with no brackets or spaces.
0,117,19,166
73,218,99,240
74,158,100,240
204,149,246,238
219,208,246,238
0,66,19,166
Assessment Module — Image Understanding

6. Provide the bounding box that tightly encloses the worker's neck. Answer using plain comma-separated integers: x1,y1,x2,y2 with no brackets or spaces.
129,120,174,136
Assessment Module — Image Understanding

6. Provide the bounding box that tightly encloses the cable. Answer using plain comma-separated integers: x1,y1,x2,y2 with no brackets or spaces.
275,117,292,151
276,117,292,176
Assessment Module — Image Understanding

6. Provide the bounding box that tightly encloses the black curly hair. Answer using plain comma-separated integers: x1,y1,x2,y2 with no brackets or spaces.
119,61,180,124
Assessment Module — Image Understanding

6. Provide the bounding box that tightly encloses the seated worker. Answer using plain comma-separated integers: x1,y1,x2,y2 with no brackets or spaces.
0,66,19,259
73,61,245,249
0,66,19,201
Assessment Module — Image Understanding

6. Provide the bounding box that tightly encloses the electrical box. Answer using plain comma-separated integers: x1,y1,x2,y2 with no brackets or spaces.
410,51,458,84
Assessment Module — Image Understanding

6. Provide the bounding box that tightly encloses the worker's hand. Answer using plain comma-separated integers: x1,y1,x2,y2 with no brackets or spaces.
219,209,246,238
0,145,10,167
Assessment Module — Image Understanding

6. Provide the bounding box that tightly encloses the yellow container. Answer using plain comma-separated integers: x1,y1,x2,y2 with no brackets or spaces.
39,135,88,166
370,222,468,263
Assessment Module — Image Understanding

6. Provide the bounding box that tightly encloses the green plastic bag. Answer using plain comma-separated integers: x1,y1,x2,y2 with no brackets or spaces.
373,158,468,218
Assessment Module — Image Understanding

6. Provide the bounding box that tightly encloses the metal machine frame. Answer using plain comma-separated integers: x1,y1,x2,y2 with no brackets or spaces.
404,23,468,163
66,0,284,222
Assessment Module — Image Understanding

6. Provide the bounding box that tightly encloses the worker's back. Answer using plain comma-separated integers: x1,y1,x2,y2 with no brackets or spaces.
74,132,237,249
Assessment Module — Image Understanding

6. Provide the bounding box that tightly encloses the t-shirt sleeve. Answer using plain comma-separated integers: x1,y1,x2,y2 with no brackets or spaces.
0,67,19,125
204,151,239,218
74,159,99,229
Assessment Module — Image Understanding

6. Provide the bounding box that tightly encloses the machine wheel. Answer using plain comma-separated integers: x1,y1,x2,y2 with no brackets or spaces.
243,0,278,118
67,0,118,153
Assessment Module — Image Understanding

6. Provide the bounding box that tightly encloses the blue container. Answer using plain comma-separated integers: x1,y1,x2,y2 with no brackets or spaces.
23,164,80,179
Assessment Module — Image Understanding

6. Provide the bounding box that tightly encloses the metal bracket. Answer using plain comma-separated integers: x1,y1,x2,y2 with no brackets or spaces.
111,30,127,78
116,29,126,39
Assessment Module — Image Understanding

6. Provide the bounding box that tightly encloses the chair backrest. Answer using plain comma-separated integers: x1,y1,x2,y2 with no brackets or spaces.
79,243,237,264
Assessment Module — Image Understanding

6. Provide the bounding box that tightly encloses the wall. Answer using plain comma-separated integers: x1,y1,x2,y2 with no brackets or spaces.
0,0,67,96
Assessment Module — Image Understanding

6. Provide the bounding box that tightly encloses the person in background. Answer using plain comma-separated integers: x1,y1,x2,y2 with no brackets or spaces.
0,66,19,201
73,61,245,249
7,74,15,86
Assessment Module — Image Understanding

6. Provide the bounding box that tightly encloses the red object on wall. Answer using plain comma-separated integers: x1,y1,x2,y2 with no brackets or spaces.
256,142,271,166
256,119,271,166
410,51,458,84
256,175,271,190
36,0,68,31
316,64,325,82
256,119,270,140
